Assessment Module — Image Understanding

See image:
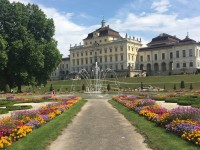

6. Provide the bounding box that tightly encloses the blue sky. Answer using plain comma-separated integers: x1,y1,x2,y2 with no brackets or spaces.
9,0,200,57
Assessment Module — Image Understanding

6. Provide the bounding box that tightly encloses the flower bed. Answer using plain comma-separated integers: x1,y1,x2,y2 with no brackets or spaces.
0,96,81,149
113,95,200,146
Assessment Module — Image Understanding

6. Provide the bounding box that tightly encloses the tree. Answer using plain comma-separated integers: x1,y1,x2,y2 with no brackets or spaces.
180,81,185,89
0,0,61,92
107,84,111,91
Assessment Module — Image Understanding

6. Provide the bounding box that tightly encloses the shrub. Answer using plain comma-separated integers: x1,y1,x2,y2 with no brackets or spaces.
4,84,10,93
82,84,86,91
141,82,143,89
173,84,176,90
50,84,53,91
190,83,193,90
107,84,111,91
180,81,185,89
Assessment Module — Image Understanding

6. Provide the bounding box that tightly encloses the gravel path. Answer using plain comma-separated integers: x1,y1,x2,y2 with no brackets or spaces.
47,99,151,150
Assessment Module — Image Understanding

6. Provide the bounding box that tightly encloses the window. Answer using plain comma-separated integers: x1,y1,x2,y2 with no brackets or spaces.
121,64,123,70
105,65,107,69
99,40,102,43
190,62,193,67
77,59,79,65
132,47,134,51
183,63,186,67
132,55,134,61
90,58,92,64
154,54,157,60
104,39,107,42
85,51,88,56
110,56,112,62
90,52,92,55
115,47,118,52
128,46,130,50
86,58,88,64
115,64,118,70
176,51,179,58
128,54,130,61
140,56,143,62
182,50,186,57
66,64,68,69
176,63,180,68
90,41,92,44
73,60,75,66
170,52,173,59
100,57,102,63
77,53,79,57
81,59,83,65
105,56,107,62
110,48,112,53
99,50,102,54
104,48,107,53
121,55,123,61
147,55,150,61
81,52,83,56
115,55,118,61
162,53,165,60
189,49,193,57
120,46,123,51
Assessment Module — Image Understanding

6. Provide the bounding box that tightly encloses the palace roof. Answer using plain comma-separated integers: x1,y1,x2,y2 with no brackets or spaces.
84,26,122,40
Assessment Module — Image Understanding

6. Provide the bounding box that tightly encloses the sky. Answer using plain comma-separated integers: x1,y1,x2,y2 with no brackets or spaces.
9,0,200,57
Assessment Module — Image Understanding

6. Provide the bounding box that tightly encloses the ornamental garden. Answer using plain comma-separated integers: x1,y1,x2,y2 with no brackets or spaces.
0,88,200,149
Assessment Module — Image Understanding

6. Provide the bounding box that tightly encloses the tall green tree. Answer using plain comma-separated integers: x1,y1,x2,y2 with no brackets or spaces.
0,0,61,92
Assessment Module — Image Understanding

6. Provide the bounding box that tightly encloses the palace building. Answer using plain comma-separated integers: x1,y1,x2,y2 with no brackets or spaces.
138,33,200,76
51,20,200,80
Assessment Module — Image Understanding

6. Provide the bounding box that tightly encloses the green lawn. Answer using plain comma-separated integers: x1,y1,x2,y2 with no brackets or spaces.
0,99,57,114
14,74,200,94
155,95,200,108
8,99,87,150
109,99,199,150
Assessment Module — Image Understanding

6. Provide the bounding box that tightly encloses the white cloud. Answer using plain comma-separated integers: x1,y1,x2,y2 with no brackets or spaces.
151,0,170,13
40,6,99,57
8,0,98,57
109,0,200,43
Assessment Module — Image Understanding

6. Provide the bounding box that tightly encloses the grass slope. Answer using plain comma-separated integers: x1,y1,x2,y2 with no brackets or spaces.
109,100,199,150
19,74,200,93
8,99,87,150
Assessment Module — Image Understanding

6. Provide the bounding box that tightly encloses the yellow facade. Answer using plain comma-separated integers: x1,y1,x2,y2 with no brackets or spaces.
69,20,142,75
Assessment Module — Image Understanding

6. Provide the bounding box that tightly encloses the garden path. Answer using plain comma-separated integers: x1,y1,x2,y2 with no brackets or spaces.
47,99,151,150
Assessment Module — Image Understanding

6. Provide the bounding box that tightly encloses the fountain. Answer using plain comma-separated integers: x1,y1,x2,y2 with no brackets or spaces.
69,62,120,97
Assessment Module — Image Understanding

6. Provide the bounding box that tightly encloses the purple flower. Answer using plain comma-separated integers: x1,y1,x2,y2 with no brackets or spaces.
171,107,200,121
166,122,199,136
135,107,146,112
25,120,40,129
11,110,38,120
126,95,138,101
138,99,155,106
39,115,50,122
